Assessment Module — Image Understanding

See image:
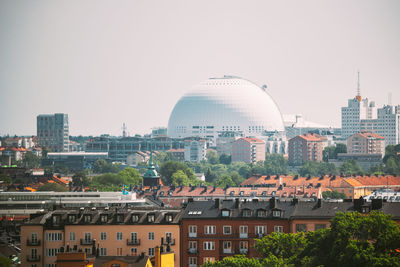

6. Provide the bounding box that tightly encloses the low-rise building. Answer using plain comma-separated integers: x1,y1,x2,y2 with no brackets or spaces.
166,149,184,162
347,132,385,155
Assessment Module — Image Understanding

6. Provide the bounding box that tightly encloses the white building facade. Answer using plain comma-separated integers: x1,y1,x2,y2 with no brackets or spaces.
184,139,207,162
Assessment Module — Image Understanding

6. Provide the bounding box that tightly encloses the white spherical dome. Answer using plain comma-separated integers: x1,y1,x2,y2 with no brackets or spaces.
167,76,285,139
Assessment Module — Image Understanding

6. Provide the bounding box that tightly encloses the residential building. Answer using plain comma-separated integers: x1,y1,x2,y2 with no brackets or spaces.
3,136,36,149
288,133,324,165
216,131,242,156
37,113,69,152
181,198,292,266
184,139,207,162
21,207,181,267
166,149,184,162
347,132,385,154
232,138,265,164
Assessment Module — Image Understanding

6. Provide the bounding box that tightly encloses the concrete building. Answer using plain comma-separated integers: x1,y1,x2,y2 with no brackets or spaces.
375,105,400,145
330,153,383,171
44,152,108,171
184,139,207,162
21,207,181,267
288,133,324,165
37,113,69,152
232,138,265,164
347,132,385,155
215,131,242,156
166,149,184,162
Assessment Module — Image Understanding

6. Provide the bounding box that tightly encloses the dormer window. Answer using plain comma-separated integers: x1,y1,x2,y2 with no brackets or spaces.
272,210,281,218
68,215,76,223
165,214,173,222
131,214,140,223
257,210,266,217
52,215,60,225
261,191,267,196
100,214,108,223
84,215,91,223
116,214,124,223
242,209,252,217
147,214,155,223
272,191,276,196
229,191,234,196
239,191,244,196
221,210,230,217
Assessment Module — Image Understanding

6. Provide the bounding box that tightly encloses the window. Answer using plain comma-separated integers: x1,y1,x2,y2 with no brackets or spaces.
46,232,63,241
221,210,230,217
100,232,107,240
31,233,38,243
148,232,155,240
189,241,197,250
189,225,197,237
148,247,155,256
31,248,38,258
257,210,266,217
239,241,248,253
116,248,122,256
84,248,91,255
296,224,307,232
204,225,216,235
203,241,215,250
165,214,173,222
52,215,60,225
68,215,76,223
239,225,248,238
84,215,91,223
69,232,76,241
116,214,124,223
116,232,123,240
131,214,140,222
130,247,137,256
100,215,108,223
130,232,138,243
223,225,231,235
100,248,107,256
46,248,60,257
203,257,215,263
84,232,91,242
189,257,197,265
255,226,266,236
315,224,326,230
223,241,232,253
165,232,172,244
272,210,281,217
242,209,252,217
274,226,284,233
147,214,155,222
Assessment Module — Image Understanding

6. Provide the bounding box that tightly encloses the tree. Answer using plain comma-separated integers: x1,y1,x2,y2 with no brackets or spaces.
323,146,336,162
93,159,120,173
385,157,399,175
118,167,143,185
264,154,288,174
340,160,363,175
72,171,89,186
322,190,347,199
170,170,190,186
299,161,319,177
202,255,263,267
20,151,40,168
159,161,196,185
0,174,11,183
215,174,235,188
37,183,67,192
230,171,244,186
205,168,217,183
335,143,347,156
0,256,12,267
207,150,219,165
219,153,232,165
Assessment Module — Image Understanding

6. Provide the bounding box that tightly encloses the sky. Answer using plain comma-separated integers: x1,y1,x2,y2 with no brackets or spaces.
0,0,399,136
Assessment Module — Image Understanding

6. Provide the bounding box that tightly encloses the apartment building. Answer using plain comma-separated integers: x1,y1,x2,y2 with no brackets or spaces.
231,137,265,164
21,207,181,267
347,132,385,154
180,198,292,266
184,139,207,162
37,113,69,152
288,133,325,165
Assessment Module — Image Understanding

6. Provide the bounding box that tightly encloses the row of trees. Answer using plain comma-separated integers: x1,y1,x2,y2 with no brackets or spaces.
204,211,400,267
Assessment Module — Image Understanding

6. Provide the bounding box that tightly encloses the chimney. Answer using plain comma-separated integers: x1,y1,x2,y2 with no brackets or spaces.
292,198,299,205
235,198,240,208
214,198,220,209
317,199,322,208
269,197,276,209
154,246,161,267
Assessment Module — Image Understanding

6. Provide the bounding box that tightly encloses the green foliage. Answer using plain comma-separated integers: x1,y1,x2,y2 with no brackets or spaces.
159,161,196,185
202,255,263,267
37,182,68,192
207,150,219,165
264,154,289,174
323,144,347,162
72,170,89,186
214,174,235,188
90,167,143,191
19,151,40,168
340,159,363,175
93,159,120,173
299,161,338,177
219,153,232,165
0,256,12,267
322,190,347,199
170,170,190,186
0,174,12,183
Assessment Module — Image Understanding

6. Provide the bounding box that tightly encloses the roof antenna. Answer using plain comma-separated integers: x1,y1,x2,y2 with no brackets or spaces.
355,71,362,102
122,123,127,137
388,92,392,106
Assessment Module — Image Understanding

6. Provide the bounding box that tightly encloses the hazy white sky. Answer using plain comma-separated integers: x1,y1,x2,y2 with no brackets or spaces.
1,0,399,136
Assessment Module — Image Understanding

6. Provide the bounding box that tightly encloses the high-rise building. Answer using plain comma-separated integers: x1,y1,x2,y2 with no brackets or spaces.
37,113,69,152
231,137,266,164
375,105,400,146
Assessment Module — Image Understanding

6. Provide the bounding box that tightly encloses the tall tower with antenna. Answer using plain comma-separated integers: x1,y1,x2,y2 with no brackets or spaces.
355,71,362,102
122,123,127,138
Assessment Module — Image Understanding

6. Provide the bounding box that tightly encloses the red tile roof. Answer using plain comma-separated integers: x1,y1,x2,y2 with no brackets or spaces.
296,133,323,141
239,137,265,143
358,132,384,139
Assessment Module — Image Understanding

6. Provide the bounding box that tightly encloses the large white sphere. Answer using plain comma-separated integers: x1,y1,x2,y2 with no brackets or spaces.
167,76,285,139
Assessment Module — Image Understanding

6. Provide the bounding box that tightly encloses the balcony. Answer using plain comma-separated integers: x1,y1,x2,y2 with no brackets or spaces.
27,239,41,246
27,255,40,262
80,238,93,245
189,264,197,267
239,233,248,238
188,233,197,238
188,248,198,254
222,248,234,254
126,239,140,246
162,238,175,246
239,249,249,254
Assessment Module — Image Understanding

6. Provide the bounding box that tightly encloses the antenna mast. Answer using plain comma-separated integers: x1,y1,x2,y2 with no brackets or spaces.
122,123,127,137
355,71,362,102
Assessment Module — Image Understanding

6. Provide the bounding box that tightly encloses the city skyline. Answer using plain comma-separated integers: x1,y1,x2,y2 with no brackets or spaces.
1,0,399,136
